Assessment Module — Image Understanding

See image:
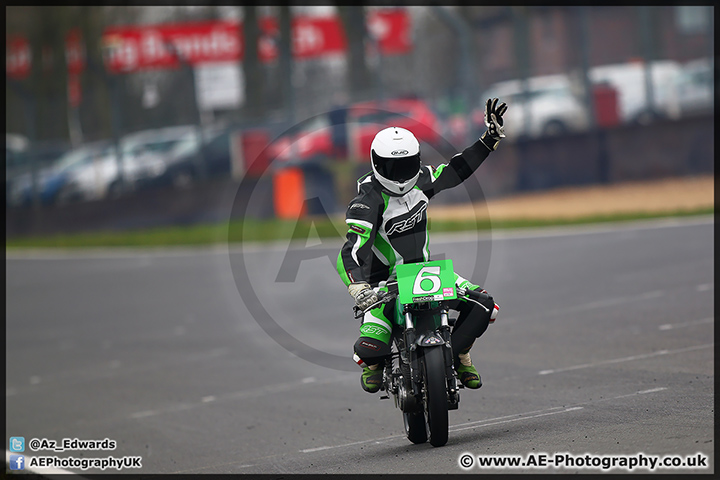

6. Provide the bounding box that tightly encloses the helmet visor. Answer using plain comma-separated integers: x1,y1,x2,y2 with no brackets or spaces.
372,151,421,183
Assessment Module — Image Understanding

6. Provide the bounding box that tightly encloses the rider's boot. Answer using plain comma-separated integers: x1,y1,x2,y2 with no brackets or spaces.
455,344,482,389
361,364,383,393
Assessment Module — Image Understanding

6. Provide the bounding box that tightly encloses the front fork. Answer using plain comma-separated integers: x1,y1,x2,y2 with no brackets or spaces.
400,308,459,410
403,312,421,398
439,310,460,409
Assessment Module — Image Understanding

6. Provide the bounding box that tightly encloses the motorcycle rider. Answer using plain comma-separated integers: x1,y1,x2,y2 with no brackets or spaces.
337,98,507,393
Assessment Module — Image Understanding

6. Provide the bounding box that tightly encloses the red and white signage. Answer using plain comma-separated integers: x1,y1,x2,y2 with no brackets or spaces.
368,9,412,54
102,10,411,73
257,15,348,62
102,20,241,73
6,36,31,79
7,9,412,77
65,29,86,75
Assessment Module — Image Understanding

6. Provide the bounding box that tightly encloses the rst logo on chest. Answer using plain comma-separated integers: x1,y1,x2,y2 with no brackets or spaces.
386,203,427,236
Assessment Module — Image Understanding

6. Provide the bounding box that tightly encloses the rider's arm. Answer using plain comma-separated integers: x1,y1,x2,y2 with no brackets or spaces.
336,188,380,287
423,98,506,198
421,137,494,198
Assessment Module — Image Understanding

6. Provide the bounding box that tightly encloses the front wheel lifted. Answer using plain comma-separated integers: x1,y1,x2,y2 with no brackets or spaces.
422,347,449,447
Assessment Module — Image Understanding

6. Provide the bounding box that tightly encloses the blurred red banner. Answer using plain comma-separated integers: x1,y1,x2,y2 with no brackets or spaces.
257,15,348,62
102,10,411,73
65,29,86,75
6,36,32,79
7,10,412,76
368,9,412,54
102,20,241,73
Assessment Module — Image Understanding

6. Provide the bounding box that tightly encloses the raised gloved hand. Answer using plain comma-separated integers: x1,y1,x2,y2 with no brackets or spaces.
348,282,379,311
480,97,508,151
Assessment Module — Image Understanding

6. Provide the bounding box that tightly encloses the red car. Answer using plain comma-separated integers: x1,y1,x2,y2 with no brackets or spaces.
267,97,442,164
346,98,442,159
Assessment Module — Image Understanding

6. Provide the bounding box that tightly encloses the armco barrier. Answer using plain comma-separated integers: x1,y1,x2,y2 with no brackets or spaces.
5,114,713,239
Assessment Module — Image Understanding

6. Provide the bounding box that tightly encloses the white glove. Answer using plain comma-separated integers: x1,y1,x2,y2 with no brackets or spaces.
348,282,379,310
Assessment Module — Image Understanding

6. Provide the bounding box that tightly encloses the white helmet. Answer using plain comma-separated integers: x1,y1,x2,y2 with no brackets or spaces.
370,126,421,195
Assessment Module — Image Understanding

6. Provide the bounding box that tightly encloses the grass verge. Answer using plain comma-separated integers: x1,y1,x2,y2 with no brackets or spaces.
5,206,714,250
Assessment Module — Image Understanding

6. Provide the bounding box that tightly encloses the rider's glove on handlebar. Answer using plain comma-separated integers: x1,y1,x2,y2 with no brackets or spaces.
348,282,379,311
480,97,508,151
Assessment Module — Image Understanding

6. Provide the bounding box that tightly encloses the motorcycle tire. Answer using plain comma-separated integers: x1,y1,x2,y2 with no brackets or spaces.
422,346,449,447
403,411,427,444
401,360,427,444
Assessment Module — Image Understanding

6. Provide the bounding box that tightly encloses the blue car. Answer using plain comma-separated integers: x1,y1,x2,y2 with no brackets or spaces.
8,141,113,207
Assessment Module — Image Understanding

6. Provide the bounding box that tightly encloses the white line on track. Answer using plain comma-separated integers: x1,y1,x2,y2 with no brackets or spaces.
300,435,401,453
449,407,585,433
659,317,714,331
538,343,714,375
298,386,669,454
556,290,664,315
126,375,351,420
499,288,671,326
433,214,713,244
449,387,667,433
5,215,713,260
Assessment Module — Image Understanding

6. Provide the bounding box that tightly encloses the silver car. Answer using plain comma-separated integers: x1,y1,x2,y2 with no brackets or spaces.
56,126,197,203
476,74,590,140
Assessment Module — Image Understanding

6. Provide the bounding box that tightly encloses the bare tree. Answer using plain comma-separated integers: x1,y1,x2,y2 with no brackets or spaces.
336,4,373,101
77,5,114,141
242,5,264,121
277,5,294,122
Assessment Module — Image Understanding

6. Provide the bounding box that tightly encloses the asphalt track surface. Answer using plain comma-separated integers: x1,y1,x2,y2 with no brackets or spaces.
5,215,715,475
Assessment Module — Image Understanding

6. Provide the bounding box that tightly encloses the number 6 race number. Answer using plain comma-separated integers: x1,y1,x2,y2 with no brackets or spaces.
413,266,441,295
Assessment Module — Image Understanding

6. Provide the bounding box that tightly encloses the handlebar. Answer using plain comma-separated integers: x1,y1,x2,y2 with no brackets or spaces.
353,289,397,319
458,287,491,303
353,286,491,319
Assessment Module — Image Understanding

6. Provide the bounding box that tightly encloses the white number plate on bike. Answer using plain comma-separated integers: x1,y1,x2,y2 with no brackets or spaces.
395,259,457,305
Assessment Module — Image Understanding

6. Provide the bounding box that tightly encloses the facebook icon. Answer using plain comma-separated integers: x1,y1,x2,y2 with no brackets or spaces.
9,454,25,470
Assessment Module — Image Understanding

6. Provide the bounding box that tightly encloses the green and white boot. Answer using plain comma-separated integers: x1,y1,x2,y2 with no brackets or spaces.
456,347,482,389
361,364,382,393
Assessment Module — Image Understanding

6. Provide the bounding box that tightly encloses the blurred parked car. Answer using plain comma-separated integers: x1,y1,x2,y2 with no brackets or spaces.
347,97,443,158
9,126,194,206
266,115,334,165
55,127,194,203
6,139,71,206
266,97,443,163
144,127,233,189
121,126,197,159
589,60,682,124
6,133,28,204
674,57,713,117
6,133,29,167
9,140,113,206
471,74,590,140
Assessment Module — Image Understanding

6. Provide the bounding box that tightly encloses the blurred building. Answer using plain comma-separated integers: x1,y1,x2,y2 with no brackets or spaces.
468,6,712,86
